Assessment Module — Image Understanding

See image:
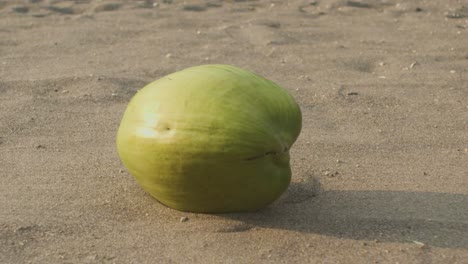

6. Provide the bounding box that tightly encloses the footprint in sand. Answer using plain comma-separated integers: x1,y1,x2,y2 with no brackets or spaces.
93,2,122,13
182,1,224,12
45,5,75,15
224,20,297,54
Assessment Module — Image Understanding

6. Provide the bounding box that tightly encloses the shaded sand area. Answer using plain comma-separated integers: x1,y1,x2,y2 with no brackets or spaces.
1,0,467,263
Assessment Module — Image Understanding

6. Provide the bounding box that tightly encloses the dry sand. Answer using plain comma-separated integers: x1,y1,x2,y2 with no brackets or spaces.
1,0,467,263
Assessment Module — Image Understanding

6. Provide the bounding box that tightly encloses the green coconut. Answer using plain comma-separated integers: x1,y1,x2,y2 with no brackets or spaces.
117,64,302,213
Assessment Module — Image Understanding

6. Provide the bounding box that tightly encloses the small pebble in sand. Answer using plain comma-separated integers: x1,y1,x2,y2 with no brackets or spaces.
412,241,426,248
324,171,339,177
165,53,172,58
180,217,189,222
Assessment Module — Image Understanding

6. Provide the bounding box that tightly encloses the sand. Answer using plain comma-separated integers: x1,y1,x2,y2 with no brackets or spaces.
1,0,467,263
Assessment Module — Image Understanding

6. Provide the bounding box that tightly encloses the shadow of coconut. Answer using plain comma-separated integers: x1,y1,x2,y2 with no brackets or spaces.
221,178,468,249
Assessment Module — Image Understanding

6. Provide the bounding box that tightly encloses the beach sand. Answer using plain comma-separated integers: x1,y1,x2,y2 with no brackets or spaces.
1,0,467,263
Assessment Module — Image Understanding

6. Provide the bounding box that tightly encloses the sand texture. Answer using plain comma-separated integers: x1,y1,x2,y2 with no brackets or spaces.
1,0,467,263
